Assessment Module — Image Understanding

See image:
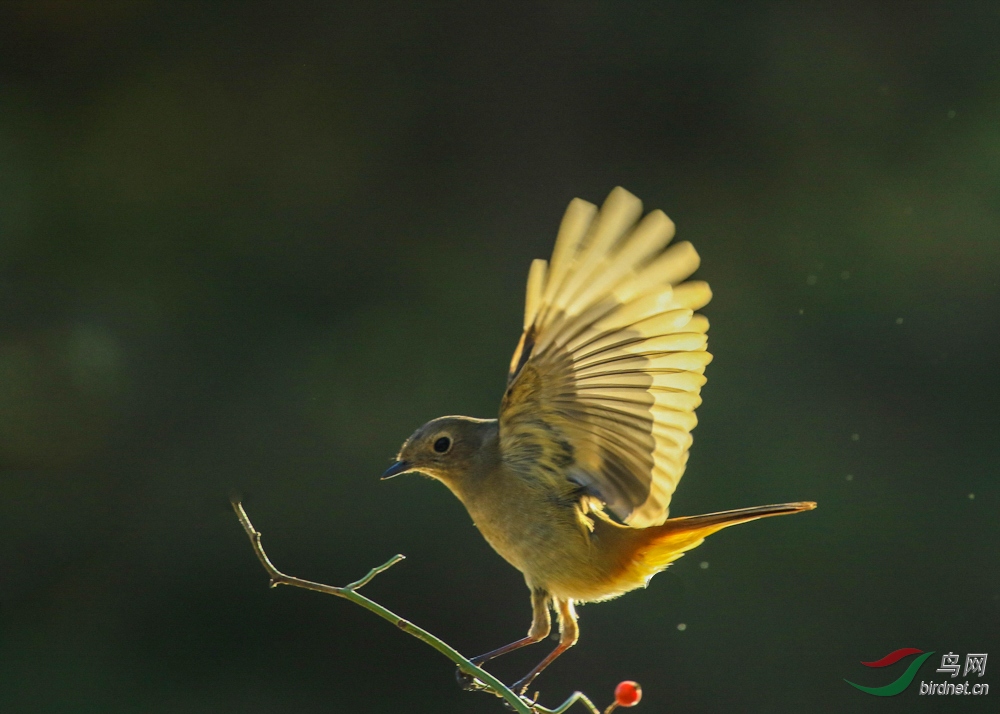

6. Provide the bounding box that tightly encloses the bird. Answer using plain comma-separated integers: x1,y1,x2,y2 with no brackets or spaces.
381,187,816,695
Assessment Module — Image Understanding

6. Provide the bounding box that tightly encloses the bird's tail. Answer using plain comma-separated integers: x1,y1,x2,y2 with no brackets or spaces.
634,501,817,572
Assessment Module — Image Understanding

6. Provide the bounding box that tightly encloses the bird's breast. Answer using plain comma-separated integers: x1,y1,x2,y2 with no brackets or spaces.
455,468,646,601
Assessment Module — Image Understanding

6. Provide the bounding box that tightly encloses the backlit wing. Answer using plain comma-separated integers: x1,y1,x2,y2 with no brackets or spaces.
498,187,712,528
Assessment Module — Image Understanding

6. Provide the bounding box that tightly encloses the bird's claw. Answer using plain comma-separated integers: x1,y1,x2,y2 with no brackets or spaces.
502,689,538,711
455,665,487,691
510,676,533,697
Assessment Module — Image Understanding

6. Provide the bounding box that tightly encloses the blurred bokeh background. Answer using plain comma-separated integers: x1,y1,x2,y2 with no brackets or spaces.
1,3,997,712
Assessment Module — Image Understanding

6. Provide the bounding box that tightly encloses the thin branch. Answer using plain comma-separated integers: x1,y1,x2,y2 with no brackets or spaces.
346,554,406,590
539,691,602,714
233,500,604,714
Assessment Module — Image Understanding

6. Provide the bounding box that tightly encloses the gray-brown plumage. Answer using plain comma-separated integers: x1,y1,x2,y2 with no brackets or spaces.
382,187,815,694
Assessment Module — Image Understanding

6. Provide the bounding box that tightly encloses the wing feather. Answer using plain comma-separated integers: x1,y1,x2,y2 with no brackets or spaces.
563,209,676,316
523,259,548,331
499,187,712,527
539,199,597,318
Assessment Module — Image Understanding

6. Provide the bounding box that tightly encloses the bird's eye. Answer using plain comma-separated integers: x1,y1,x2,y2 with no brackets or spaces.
433,436,452,454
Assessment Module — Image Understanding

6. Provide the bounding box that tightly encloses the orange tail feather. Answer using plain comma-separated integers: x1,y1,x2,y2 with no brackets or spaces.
636,501,817,572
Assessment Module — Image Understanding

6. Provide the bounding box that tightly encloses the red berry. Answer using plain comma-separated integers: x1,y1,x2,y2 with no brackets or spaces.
615,680,642,707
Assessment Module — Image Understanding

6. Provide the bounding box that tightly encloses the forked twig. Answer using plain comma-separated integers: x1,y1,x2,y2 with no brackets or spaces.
232,500,605,714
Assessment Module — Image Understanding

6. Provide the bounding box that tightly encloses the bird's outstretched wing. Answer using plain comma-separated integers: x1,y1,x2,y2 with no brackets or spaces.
498,187,712,528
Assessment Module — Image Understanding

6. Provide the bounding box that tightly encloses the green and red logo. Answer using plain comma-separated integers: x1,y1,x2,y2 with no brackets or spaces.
844,648,936,696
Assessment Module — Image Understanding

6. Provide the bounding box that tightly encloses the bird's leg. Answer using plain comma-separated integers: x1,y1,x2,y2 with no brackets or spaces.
471,588,551,666
456,588,551,690
510,597,578,696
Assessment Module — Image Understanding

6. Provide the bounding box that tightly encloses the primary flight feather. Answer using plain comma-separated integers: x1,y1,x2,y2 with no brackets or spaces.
383,187,815,695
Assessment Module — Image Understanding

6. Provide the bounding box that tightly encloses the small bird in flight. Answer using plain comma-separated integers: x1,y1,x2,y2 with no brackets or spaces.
382,187,815,695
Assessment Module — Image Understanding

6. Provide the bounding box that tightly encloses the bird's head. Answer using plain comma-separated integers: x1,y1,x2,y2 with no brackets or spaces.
381,415,498,489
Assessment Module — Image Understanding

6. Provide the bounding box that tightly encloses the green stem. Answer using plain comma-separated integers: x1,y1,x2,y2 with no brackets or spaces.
537,691,601,714
232,500,601,714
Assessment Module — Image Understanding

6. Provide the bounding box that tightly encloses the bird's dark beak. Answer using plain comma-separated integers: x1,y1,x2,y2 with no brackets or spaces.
381,460,412,480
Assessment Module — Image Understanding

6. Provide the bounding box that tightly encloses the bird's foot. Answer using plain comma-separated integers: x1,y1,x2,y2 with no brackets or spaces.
455,665,487,691
502,687,538,712
510,674,536,698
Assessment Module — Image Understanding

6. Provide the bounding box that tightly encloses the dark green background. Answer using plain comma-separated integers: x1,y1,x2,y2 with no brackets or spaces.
1,3,996,712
